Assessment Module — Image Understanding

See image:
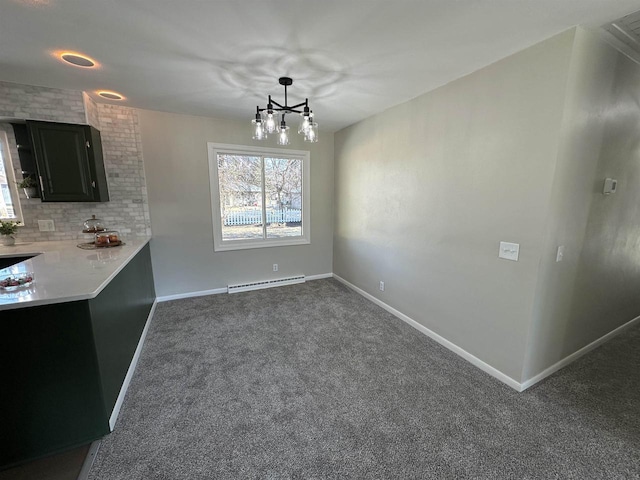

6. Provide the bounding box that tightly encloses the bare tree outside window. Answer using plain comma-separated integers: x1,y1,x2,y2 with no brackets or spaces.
216,154,303,241
217,155,263,240
265,157,302,238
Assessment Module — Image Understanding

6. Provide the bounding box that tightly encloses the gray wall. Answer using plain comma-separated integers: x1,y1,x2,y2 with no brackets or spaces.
524,28,640,379
334,30,577,382
138,109,334,298
334,26,640,385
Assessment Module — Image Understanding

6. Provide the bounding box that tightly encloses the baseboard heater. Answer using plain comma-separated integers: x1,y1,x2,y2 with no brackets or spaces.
227,275,305,294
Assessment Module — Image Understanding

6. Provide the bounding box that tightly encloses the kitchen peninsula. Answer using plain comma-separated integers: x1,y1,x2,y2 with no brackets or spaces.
0,238,156,468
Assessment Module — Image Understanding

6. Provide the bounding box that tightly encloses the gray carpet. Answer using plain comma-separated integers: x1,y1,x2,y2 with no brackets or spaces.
88,279,640,479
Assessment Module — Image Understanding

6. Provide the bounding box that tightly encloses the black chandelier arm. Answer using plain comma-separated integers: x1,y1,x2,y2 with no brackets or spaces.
266,99,309,112
275,107,304,115
287,100,310,111
257,107,309,116
258,107,303,114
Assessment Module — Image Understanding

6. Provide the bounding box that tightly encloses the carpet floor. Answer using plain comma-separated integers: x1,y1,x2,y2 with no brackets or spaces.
88,279,640,479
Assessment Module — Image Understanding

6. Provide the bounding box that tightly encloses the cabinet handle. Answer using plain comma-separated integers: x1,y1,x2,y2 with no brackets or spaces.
39,176,45,192
86,141,91,148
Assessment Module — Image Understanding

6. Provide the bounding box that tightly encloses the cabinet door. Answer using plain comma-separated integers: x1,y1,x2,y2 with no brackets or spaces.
28,121,95,202
11,123,37,174
86,126,109,202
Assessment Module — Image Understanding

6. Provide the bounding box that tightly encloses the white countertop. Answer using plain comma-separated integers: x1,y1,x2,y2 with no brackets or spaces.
0,237,152,311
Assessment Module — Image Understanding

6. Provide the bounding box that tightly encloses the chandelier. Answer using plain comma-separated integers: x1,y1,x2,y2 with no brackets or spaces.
251,77,318,145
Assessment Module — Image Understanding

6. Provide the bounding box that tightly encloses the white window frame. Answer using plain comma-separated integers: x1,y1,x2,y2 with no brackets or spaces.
208,142,310,252
0,130,23,223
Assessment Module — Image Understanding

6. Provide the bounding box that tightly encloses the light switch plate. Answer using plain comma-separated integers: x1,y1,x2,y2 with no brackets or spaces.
556,245,564,262
499,241,519,261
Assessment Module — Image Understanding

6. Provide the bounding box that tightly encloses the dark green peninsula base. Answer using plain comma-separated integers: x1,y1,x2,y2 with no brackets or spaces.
0,243,156,469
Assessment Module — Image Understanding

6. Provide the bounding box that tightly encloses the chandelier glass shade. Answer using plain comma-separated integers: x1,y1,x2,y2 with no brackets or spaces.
251,77,318,144
277,124,290,145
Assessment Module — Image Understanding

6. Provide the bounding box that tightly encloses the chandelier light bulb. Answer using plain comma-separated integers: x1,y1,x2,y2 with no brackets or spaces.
298,111,313,134
264,111,277,134
251,118,265,140
304,122,318,143
278,124,290,145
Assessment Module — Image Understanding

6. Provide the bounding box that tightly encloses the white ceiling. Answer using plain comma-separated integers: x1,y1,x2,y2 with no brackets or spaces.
1,0,639,132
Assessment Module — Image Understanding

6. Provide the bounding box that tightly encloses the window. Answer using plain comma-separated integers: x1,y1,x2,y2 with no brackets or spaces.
208,143,310,251
0,131,21,221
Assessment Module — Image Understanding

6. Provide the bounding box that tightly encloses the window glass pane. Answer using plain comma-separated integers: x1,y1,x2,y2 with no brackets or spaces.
264,157,302,239
217,154,263,240
0,141,17,219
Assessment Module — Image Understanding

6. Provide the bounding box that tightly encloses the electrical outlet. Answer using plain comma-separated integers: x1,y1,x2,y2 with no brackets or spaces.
273,264,278,272
38,219,55,232
379,281,385,291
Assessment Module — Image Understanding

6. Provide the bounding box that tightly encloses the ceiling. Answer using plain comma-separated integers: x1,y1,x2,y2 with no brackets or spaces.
1,0,640,132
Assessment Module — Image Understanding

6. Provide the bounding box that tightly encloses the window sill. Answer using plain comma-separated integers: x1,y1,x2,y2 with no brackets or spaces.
214,237,310,252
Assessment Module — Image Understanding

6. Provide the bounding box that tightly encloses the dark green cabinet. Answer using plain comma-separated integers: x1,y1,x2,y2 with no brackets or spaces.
0,244,155,468
27,121,109,202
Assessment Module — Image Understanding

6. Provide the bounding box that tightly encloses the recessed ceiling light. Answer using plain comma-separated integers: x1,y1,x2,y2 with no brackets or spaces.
59,52,96,68
98,91,124,100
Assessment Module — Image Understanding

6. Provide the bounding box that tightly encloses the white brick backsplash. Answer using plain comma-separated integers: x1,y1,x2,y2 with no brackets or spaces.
83,92,101,130
0,81,151,243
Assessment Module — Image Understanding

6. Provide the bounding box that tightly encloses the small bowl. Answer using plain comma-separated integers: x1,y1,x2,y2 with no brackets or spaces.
0,272,35,291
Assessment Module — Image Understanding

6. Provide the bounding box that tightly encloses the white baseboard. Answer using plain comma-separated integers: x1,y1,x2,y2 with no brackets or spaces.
157,287,227,302
332,274,523,391
77,439,101,480
157,273,334,302
109,299,158,430
520,313,640,390
333,274,640,393
305,272,333,281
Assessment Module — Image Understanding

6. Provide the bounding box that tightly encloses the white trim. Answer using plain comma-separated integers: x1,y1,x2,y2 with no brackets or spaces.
333,274,640,393
77,439,101,480
108,299,157,430
305,272,333,281
208,142,310,158
332,274,524,391
520,313,640,390
213,237,310,252
207,142,311,252
156,273,333,301
157,287,227,302
0,130,24,222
